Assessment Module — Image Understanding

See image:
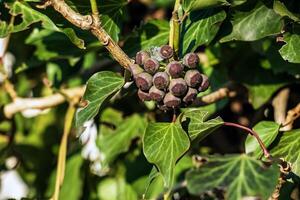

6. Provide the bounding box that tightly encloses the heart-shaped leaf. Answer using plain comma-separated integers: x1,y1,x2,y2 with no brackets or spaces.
279,33,300,64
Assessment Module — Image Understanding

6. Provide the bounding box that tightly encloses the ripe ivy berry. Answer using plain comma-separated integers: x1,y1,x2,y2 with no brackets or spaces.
163,92,181,108
198,74,210,92
183,88,198,104
153,72,169,90
137,89,151,101
136,50,150,65
184,70,202,88
169,78,187,97
159,45,173,59
166,61,184,78
149,86,165,102
135,72,153,91
144,58,159,74
183,53,199,68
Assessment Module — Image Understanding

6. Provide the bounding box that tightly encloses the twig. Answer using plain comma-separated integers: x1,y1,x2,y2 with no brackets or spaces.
169,0,181,58
272,88,290,125
49,0,134,68
223,122,271,158
281,102,300,131
3,86,85,118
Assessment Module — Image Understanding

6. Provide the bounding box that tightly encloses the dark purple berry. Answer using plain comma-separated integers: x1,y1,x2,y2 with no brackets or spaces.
129,64,144,77
153,72,169,90
159,45,173,59
166,61,184,78
198,74,210,92
183,53,199,68
169,78,188,97
137,89,151,101
149,86,165,102
144,58,159,74
136,51,150,65
183,88,198,104
135,72,153,91
163,92,181,108
184,70,202,88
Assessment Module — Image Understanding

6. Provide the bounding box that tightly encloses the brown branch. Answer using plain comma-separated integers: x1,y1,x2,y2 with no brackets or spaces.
281,102,300,131
272,88,290,125
49,0,134,69
3,86,85,118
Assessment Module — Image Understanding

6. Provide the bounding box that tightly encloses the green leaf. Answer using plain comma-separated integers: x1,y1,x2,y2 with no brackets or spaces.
271,129,300,176
183,0,229,12
124,20,169,56
221,3,284,42
273,0,299,22
182,9,226,54
186,154,280,200
279,33,300,63
98,114,147,165
0,1,84,48
76,71,124,127
181,108,223,141
245,121,280,158
143,122,190,188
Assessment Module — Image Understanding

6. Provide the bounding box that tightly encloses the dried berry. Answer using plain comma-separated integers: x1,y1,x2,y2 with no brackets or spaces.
198,74,210,92
159,45,173,59
166,61,184,78
184,70,202,88
183,53,199,68
183,88,198,104
163,92,181,108
153,72,170,90
149,86,165,102
136,51,150,65
137,89,151,101
144,58,159,74
169,78,188,97
135,72,153,91
129,64,144,77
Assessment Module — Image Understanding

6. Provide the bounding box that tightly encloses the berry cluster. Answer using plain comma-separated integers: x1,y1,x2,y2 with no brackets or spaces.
129,45,209,110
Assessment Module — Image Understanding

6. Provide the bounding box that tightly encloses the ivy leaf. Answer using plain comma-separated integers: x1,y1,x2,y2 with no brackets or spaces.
143,122,190,188
0,1,84,48
99,0,127,42
182,9,226,54
271,129,300,176
273,0,299,22
181,108,223,141
76,71,124,127
279,33,300,64
245,121,280,158
98,114,147,165
186,154,280,200
183,0,229,12
221,3,284,42
124,20,169,56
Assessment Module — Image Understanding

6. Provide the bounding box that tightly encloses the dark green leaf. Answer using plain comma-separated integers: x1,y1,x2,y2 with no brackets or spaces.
279,33,300,63
183,0,229,12
245,121,280,158
186,154,280,200
143,122,190,188
76,71,124,127
273,0,299,21
271,129,300,176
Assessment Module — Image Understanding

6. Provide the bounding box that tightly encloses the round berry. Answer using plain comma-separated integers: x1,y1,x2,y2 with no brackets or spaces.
135,72,153,91
159,45,173,59
136,51,150,65
169,78,188,97
144,58,159,74
149,86,165,102
137,89,151,101
183,88,198,104
183,53,199,68
184,70,202,88
166,61,184,78
198,74,210,92
163,92,181,108
153,72,169,90
129,64,144,77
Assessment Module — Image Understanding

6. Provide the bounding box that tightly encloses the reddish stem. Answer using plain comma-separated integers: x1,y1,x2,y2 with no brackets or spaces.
223,122,271,158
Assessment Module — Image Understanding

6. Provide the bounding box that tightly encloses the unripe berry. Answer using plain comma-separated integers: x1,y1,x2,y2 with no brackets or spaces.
166,61,184,78
198,74,210,92
135,72,153,91
163,92,181,108
183,53,199,68
137,89,151,101
184,70,202,88
159,45,173,59
153,72,169,90
136,51,150,65
149,86,165,102
169,78,188,97
183,88,198,104
144,58,159,74
129,64,144,77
